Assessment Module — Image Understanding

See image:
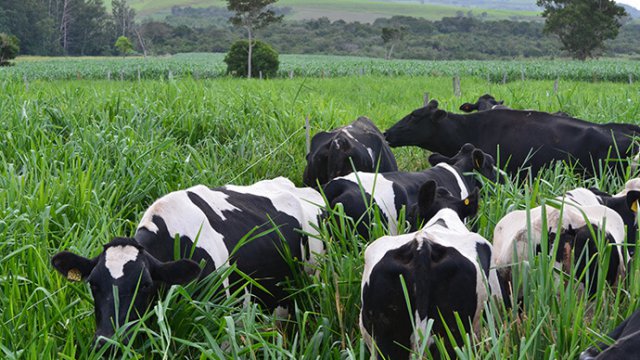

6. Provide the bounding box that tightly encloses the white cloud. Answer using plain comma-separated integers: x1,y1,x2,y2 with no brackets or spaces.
618,0,640,9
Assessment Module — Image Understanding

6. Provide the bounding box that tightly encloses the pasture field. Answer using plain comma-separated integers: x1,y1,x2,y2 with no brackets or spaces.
104,0,538,22
1,73,640,359
5,53,640,83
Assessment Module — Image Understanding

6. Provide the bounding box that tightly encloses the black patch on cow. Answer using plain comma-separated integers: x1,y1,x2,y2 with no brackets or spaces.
580,308,640,358
433,219,448,229
475,242,492,278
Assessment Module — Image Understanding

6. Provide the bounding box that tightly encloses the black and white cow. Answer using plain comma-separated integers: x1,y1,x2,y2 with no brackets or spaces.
322,143,496,239
459,94,506,113
51,177,324,345
492,200,627,298
303,116,398,187
360,208,502,359
580,308,640,359
561,187,640,251
385,99,640,178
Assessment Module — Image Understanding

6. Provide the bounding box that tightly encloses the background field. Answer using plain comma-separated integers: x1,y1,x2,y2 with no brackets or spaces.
5,53,640,83
112,0,539,21
2,58,640,359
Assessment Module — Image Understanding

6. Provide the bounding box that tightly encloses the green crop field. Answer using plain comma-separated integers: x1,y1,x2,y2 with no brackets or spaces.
110,0,538,22
2,57,640,359
5,53,640,83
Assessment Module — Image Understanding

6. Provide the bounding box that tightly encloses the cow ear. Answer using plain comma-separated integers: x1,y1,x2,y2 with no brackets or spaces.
51,251,97,282
151,259,201,285
472,149,485,169
626,190,640,213
428,152,452,166
433,109,447,122
426,99,439,109
464,187,480,210
418,181,437,209
459,103,475,112
498,100,504,105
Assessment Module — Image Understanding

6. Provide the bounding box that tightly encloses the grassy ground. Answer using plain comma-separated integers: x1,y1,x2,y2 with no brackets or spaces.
108,0,538,21
1,75,640,359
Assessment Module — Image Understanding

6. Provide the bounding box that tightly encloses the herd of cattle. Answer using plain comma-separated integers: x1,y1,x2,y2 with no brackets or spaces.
51,94,640,358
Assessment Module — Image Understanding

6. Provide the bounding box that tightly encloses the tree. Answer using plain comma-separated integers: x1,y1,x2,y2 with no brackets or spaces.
537,0,626,60
226,0,283,78
115,35,133,57
224,39,279,78
0,33,19,66
112,0,136,38
381,26,406,60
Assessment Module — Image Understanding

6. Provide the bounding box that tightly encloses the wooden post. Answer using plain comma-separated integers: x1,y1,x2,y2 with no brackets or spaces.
305,115,311,155
107,70,111,80
486,72,491,83
630,74,633,85
168,70,173,80
502,72,507,84
259,71,263,80
423,92,430,107
553,78,559,94
360,67,364,76
289,70,294,79
521,68,525,82
23,75,28,91
137,66,141,82
453,76,461,98
120,70,124,81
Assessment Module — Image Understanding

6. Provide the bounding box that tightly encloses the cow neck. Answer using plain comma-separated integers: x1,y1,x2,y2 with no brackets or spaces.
434,163,469,199
431,112,471,156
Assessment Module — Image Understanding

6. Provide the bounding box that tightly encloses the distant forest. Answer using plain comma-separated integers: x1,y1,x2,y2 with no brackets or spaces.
2,1,640,59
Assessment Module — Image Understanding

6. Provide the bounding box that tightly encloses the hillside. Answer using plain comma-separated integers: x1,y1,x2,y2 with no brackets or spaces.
121,0,540,22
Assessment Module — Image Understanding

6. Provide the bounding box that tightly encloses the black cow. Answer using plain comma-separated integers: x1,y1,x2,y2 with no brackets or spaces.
51,178,324,345
459,94,506,112
322,143,496,239
580,308,640,359
360,208,502,359
385,99,640,178
303,116,398,187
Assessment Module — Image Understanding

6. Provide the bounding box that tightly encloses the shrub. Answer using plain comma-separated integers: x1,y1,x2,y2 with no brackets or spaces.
0,33,20,66
224,40,279,78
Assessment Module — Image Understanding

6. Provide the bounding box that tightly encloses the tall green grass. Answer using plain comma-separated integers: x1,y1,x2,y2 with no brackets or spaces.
1,75,640,358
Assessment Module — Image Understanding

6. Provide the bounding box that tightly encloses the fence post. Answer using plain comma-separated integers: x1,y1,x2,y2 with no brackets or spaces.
502,72,507,84
289,70,294,79
630,74,634,85
553,78,559,94
107,70,111,80
137,66,141,82
168,70,173,80
453,76,461,98
120,70,124,81
23,75,28,91
305,115,311,155
423,92,430,107
486,72,491,83
521,68,525,82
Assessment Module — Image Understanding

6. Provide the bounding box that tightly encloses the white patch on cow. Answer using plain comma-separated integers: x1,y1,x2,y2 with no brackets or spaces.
367,147,376,165
558,188,602,207
339,172,399,234
341,127,356,140
493,202,627,279
333,139,341,149
435,162,469,199
105,246,139,279
617,178,640,196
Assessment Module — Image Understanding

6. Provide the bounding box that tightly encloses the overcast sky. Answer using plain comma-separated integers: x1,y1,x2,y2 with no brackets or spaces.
618,0,640,9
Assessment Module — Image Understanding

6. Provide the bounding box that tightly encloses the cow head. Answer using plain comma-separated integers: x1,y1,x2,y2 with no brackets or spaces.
429,143,499,184
599,190,640,248
51,237,201,346
407,180,479,231
459,94,504,113
384,100,447,148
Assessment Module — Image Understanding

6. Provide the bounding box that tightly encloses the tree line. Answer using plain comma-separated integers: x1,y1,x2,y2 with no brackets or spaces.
2,1,639,59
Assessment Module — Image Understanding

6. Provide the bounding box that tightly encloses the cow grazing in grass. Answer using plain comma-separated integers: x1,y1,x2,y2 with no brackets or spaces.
385,99,640,179
561,187,640,251
580,308,640,359
303,117,397,187
360,208,502,359
51,177,324,345
459,94,506,113
322,143,496,239
492,200,627,300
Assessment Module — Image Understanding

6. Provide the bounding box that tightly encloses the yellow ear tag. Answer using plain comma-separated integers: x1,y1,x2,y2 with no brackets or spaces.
632,200,638,213
67,268,82,282
464,198,470,206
